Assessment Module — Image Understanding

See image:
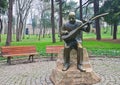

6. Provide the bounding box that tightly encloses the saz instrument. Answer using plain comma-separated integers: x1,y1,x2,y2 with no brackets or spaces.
61,13,109,41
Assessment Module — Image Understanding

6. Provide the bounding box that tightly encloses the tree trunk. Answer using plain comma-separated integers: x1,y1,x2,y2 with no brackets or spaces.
6,0,13,46
22,19,27,39
113,23,117,40
51,0,56,43
0,17,3,42
0,34,1,42
16,13,19,41
16,28,20,41
38,28,42,41
94,0,101,40
16,13,23,41
33,28,35,35
19,21,23,40
79,0,83,41
79,0,82,20
43,26,46,38
0,17,2,33
16,22,23,41
59,0,62,42
111,25,113,36
95,19,101,40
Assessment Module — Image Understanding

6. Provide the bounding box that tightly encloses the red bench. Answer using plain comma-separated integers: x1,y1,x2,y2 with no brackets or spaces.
0,46,38,64
46,45,64,60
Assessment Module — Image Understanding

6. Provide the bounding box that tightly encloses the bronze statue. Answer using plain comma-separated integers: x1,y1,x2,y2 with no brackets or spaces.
60,12,91,72
50,12,108,84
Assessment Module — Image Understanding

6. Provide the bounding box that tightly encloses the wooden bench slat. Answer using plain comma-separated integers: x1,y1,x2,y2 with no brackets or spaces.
46,45,64,54
2,50,37,53
2,52,38,57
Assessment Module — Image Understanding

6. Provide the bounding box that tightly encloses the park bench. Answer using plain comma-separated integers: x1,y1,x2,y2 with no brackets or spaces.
0,46,38,64
46,45,64,60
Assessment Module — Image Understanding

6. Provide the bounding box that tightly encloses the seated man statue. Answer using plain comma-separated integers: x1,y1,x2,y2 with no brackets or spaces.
60,12,91,72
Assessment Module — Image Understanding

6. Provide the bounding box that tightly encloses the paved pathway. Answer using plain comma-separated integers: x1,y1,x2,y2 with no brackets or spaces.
0,57,119,85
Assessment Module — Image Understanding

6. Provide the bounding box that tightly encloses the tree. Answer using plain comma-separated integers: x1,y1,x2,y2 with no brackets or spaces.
55,0,67,41
36,0,51,40
100,0,120,39
83,0,101,40
79,0,83,20
15,0,33,41
41,11,52,38
6,0,13,46
94,0,101,40
31,15,37,35
0,15,3,42
51,0,56,43
0,0,8,42
55,0,63,41
76,0,102,40
57,0,77,19
0,0,8,9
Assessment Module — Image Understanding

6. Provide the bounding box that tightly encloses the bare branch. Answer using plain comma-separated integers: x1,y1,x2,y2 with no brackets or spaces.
75,0,93,12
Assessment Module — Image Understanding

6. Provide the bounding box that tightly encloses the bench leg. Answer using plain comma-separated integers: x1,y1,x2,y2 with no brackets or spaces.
51,53,53,60
32,56,34,62
28,55,34,62
7,57,11,64
28,56,31,61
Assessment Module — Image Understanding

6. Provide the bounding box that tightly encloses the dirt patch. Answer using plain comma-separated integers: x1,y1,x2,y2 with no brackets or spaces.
84,38,120,43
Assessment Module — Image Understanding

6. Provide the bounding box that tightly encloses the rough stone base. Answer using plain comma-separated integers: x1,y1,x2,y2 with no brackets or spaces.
50,48,101,85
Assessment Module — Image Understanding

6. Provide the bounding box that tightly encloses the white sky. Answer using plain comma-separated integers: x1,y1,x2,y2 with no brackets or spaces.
67,0,87,4
12,0,88,24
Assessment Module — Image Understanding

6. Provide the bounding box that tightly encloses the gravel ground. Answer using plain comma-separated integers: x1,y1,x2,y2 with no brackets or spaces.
0,57,119,85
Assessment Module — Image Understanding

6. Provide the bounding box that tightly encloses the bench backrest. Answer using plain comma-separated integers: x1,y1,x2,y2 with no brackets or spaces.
1,46,37,57
46,45,64,54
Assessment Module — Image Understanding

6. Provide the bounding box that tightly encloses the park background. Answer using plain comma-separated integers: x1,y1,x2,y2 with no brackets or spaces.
0,0,120,60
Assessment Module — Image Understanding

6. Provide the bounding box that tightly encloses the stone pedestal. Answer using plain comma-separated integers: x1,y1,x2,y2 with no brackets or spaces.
50,48,101,85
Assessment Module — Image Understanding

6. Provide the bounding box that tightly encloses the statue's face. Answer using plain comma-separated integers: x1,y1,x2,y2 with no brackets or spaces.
68,13,76,24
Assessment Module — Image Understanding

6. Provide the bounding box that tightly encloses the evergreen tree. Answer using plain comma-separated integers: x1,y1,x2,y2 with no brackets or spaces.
100,0,120,39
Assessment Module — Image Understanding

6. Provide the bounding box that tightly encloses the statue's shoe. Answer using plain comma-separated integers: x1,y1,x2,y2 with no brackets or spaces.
62,64,70,71
77,64,86,72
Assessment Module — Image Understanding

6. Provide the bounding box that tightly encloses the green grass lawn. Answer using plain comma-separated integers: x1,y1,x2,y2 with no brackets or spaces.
0,28,120,61
83,40,120,57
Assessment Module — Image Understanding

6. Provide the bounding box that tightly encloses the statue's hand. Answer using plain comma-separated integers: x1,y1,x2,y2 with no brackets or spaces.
88,20,93,24
63,31,69,35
